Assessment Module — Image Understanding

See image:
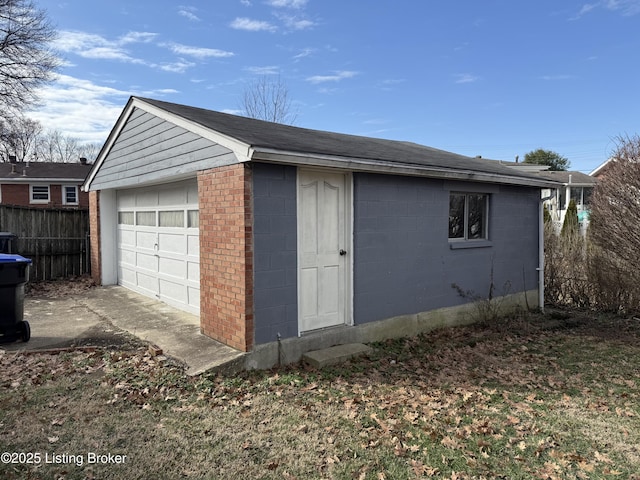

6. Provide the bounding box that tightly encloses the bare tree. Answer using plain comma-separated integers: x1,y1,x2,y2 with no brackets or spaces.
78,141,102,162
37,129,81,162
241,75,298,125
588,134,640,312
0,114,41,161
0,0,59,119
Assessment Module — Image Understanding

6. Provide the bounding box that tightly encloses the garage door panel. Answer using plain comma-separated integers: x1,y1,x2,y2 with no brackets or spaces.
116,180,200,316
136,231,157,249
158,232,186,254
159,278,188,304
158,256,185,278
119,248,135,266
118,229,135,247
136,190,159,207
136,252,158,272
187,261,199,282
136,272,159,294
187,235,199,256
118,266,136,285
188,287,200,309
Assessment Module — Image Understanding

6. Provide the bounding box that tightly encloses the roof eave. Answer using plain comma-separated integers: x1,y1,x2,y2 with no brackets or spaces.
0,177,86,183
251,148,560,188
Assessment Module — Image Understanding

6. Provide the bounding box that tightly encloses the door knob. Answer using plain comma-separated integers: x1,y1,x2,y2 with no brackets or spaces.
339,249,347,256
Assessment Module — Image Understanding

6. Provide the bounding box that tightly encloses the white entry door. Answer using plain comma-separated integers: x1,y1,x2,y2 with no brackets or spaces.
298,170,350,333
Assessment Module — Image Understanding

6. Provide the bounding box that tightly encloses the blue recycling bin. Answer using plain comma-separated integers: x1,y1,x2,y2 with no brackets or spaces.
0,254,32,342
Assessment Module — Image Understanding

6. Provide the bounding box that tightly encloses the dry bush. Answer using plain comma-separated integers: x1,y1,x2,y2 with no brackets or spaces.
545,134,640,314
544,222,593,308
588,134,640,313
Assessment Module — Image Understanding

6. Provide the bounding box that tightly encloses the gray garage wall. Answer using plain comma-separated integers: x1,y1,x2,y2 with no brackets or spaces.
252,165,541,345
353,172,540,325
252,163,298,344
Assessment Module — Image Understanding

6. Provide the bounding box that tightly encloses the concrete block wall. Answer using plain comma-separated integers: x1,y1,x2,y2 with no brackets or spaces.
252,163,298,344
198,164,254,352
353,173,540,326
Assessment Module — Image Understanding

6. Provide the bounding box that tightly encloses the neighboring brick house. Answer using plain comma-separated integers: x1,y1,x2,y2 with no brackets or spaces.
84,97,557,369
0,160,92,209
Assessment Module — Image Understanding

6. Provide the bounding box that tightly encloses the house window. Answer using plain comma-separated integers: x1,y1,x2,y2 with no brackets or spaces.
449,193,489,241
30,185,50,204
63,185,78,205
569,186,593,209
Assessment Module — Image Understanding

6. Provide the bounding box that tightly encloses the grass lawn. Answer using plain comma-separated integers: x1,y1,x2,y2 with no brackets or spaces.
1,310,639,479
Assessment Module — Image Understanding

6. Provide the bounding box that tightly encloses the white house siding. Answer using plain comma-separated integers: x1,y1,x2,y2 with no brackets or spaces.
90,108,238,190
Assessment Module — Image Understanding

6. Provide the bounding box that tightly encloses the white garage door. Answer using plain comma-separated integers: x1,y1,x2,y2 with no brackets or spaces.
116,180,200,315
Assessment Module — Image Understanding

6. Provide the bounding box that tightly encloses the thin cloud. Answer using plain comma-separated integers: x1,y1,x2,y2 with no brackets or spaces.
540,74,573,80
245,65,280,75
119,32,158,44
306,70,358,84
573,0,640,18
230,17,277,32
178,6,201,21
159,60,196,73
240,0,252,5
55,30,156,64
165,43,234,59
454,73,479,84
293,48,314,60
267,0,308,8
277,14,315,30
29,74,130,143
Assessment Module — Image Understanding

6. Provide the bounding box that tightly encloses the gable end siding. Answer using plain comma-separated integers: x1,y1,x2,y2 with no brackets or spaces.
90,108,239,190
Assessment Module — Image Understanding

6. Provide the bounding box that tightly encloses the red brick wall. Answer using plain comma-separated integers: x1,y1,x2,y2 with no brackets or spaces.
198,164,254,352
0,183,88,208
88,191,101,284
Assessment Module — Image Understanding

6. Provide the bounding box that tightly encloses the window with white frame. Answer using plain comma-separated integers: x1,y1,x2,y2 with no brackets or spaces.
63,185,78,205
30,185,50,204
448,193,489,241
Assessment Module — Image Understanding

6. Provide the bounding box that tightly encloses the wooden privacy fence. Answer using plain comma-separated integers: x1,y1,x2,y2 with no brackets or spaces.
0,205,91,281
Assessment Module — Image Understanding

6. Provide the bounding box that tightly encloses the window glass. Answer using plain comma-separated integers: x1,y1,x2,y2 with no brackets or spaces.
570,187,582,206
449,193,488,241
582,187,593,206
136,211,156,226
64,186,78,204
448,194,465,239
31,185,50,201
118,212,134,225
159,210,184,228
467,194,487,239
187,210,199,228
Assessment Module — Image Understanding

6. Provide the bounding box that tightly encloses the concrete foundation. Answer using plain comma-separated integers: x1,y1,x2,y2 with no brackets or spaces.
241,289,538,370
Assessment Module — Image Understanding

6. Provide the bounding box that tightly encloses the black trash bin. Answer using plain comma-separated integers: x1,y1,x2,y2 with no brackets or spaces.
0,254,32,343
0,232,17,254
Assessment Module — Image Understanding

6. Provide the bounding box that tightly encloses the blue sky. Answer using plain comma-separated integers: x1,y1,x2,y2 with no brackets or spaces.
32,0,640,173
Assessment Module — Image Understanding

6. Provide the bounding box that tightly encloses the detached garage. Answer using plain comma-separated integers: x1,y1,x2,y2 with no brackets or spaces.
84,97,555,368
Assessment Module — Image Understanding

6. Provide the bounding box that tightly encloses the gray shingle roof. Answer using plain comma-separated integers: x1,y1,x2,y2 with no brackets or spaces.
0,162,91,181
138,97,553,184
531,170,597,185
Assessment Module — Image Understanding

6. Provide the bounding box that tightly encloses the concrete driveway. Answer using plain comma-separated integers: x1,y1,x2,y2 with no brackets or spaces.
1,285,244,376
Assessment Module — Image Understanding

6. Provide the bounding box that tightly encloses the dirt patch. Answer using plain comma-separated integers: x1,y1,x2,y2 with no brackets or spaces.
25,275,97,299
